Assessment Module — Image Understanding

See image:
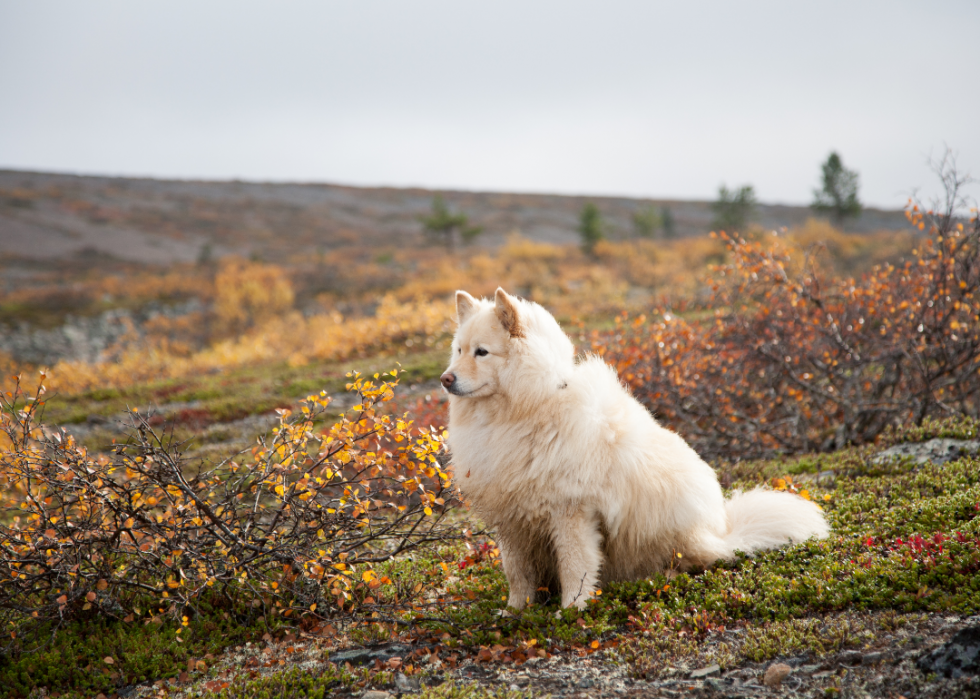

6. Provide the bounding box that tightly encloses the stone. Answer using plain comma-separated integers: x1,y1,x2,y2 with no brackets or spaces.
363,693,393,699
690,664,721,678
576,678,595,688
763,663,792,688
917,624,980,678
329,643,412,667
460,663,486,679
394,672,420,692
839,650,863,666
863,652,884,665
872,439,980,467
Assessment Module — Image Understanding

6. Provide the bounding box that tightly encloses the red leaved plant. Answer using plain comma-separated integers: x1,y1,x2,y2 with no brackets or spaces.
594,161,980,459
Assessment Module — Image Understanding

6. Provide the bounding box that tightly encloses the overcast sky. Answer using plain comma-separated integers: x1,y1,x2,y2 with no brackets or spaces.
1,1,977,208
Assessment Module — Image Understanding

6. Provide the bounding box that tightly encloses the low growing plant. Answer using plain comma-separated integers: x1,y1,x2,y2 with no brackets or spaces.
0,369,455,650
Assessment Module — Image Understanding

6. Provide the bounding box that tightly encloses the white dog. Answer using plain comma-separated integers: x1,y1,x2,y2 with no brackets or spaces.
441,288,829,610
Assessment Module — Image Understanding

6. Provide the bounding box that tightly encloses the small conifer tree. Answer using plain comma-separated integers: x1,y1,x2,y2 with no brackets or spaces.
632,205,661,239
812,152,861,226
578,202,605,256
711,184,757,232
661,206,676,238
419,195,482,252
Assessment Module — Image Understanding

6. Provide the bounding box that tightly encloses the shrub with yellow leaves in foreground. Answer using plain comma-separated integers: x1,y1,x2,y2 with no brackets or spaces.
0,369,455,646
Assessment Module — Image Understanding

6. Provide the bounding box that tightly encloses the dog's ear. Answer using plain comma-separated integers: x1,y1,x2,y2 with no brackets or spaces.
494,287,525,338
455,290,478,325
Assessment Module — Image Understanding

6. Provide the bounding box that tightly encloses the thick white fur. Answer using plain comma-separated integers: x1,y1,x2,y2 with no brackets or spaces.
444,288,830,610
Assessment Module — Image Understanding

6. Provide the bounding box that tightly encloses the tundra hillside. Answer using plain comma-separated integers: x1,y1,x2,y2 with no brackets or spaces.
0,166,978,698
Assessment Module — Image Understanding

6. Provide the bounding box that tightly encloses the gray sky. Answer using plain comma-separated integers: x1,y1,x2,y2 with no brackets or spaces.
1,1,977,208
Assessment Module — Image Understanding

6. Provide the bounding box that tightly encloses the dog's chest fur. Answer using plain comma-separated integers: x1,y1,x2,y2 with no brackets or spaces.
449,401,587,528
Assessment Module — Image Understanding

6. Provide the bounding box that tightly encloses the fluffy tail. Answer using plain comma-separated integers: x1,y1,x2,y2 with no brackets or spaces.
721,488,830,556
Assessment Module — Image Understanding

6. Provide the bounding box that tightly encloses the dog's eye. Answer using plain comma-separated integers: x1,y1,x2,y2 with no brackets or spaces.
457,347,461,354
474,348,489,357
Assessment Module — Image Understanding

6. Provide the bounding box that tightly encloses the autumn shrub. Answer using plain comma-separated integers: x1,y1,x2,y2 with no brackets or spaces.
214,258,295,334
786,218,915,278
41,295,455,394
389,393,449,434
594,170,980,460
0,266,214,328
0,370,456,647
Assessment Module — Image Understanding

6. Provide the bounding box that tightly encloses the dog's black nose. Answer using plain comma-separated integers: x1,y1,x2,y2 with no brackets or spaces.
440,372,456,389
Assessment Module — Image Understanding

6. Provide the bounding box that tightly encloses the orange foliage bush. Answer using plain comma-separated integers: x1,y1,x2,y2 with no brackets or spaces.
0,371,453,637
213,258,295,333
7,219,916,401
594,189,980,460
389,393,448,434
0,267,213,320
786,218,915,278
95,268,214,307
393,234,640,318
42,296,454,394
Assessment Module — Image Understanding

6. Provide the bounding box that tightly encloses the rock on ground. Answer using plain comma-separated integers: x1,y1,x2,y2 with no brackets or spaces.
917,624,980,679
872,438,980,466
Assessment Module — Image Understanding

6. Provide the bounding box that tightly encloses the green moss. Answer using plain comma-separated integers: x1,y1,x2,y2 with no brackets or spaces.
0,597,281,699
881,415,980,445
192,665,391,699
419,684,538,699
84,387,122,402
195,673,536,699
739,614,876,663
620,610,922,678
179,386,226,402
404,450,980,667
41,347,447,432
285,377,326,397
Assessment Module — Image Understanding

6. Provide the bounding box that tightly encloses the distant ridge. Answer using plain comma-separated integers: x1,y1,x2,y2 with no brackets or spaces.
0,169,912,264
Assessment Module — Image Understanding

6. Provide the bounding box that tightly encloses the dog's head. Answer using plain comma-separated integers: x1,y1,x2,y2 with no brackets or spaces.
441,287,573,400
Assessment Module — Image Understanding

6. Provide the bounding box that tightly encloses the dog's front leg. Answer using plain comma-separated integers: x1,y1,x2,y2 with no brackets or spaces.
551,510,603,609
498,537,538,611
